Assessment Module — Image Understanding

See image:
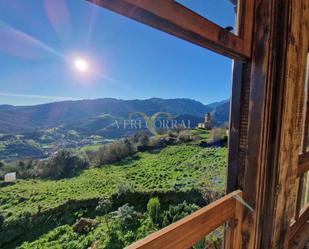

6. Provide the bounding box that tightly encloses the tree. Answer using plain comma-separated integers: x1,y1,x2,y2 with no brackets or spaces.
147,197,161,224
161,201,199,227
137,132,150,148
96,198,113,214
96,198,113,230
15,160,36,178
37,150,88,178
136,217,157,240
0,213,4,229
100,227,124,249
113,204,139,231
207,128,227,143
116,182,134,195
205,112,213,129
95,139,136,166
0,161,5,177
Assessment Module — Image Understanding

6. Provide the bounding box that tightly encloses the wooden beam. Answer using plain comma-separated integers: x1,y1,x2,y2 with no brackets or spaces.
289,208,309,241
301,53,309,154
125,190,242,249
240,0,254,56
289,219,309,249
227,61,243,193
295,175,304,219
86,0,249,60
298,153,309,177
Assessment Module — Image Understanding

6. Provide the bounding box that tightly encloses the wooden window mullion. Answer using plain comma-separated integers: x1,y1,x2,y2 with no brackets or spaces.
295,174,304,220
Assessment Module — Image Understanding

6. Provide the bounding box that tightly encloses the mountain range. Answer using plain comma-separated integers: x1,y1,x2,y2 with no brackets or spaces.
0,98,230,160
0,98,230,135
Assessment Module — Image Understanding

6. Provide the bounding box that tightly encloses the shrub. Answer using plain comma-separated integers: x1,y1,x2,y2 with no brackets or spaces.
0,160,37,179
116,182,134,196
133,132,150,150
147,197,161,224
100,226,124,249
136,217,157,240
177,130,192,142
174,124,186,134
161,201,199,227
95,139,135,166
0,161,7,178
113,204,139,231
15,160,37,179
37,150,89,179
0,213,4,229
96,198,113,215
207,128,227,143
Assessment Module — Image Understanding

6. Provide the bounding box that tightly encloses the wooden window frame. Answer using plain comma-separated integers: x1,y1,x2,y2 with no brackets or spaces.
87,0,254,60
85,0,309,248
298,53,309,176
87,0,254,197
290,51,309,239
84,1,255,248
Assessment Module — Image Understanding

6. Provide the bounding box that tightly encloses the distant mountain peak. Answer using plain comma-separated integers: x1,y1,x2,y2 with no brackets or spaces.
0,98,230,134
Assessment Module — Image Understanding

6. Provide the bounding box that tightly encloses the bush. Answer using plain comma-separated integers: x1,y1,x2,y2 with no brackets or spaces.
136,217,157,240
207,128,227,143
147,197,161,224
116,182,134,196
95,139,135,166
16,161,36,178
161,201,199,227
96,198,113,215
0,213,4,229
113,204,139,231
37,150,89,179
99,225,124,249
0,160,37,179
174,124,185,134
177,130,192,142
133,132,150,150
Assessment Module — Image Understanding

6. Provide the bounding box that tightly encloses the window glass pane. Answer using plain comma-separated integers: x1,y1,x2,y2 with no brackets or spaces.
175,0,238,34
304,53,309,151
0,0,233,248
291,177,302,223
301,172,309,211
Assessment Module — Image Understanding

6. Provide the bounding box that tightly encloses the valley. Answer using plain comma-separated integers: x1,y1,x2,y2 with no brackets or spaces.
0,98,229,161
0,98,229,248
0,128,227,249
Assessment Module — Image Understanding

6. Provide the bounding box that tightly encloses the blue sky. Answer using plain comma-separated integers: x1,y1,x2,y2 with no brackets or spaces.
0,0,235,106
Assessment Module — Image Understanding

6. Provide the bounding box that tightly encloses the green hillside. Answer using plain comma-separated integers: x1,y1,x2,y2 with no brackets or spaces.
0,98,230,160
0,135,227,248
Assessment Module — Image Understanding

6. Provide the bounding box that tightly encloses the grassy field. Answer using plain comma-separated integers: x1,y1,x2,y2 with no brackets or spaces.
0,129,227,248
0,144,226,220
77,144,102,152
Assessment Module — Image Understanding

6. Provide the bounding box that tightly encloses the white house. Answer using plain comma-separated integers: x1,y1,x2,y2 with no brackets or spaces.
4,172,16,182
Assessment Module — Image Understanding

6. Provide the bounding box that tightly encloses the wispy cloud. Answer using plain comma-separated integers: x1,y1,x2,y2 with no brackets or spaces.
0,19,65,59
0,92,79,101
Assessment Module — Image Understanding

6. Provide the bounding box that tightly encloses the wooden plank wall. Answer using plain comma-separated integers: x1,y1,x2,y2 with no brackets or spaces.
268,0,309,247
238,0,309,248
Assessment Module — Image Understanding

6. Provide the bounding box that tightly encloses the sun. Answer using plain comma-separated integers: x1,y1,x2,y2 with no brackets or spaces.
74,58,88,72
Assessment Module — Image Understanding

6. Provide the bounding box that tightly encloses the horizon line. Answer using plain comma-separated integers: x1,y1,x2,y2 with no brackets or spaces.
0,92,229,107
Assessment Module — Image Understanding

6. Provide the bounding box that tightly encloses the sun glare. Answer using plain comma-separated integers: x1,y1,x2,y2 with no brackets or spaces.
74,58,88,72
